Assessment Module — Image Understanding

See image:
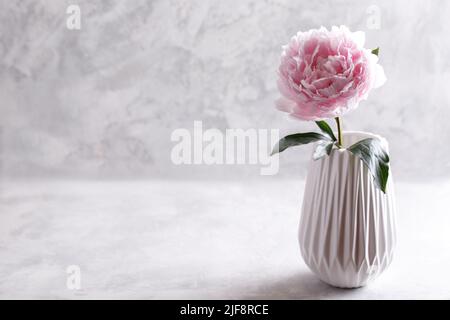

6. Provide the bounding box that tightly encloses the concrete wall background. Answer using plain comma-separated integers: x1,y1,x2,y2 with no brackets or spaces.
1,0,449,181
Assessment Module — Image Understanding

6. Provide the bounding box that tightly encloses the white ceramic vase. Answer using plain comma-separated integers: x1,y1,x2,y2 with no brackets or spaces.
298,131,397,288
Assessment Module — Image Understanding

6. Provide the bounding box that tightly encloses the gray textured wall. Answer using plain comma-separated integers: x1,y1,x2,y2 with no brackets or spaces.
1,0,449,180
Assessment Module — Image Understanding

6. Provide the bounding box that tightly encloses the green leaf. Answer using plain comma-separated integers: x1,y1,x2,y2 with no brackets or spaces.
271,132,331,156
371,47,380,56
313,140,335,160
347,138,390,193
315,120,337,141
325,141,334,155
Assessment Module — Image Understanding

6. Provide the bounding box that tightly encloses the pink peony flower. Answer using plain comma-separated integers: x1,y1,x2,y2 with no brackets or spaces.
276,26,386,121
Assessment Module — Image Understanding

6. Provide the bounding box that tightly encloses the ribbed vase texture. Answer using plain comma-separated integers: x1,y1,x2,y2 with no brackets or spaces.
299,132,396,288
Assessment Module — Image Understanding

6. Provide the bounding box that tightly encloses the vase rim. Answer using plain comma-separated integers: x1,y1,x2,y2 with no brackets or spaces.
334,131,388,148
340,130,386,137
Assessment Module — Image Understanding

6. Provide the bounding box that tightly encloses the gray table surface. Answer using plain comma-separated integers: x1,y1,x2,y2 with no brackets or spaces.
0,179,449,299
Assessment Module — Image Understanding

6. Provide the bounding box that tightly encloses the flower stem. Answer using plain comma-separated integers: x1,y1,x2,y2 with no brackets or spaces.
335,117,343,147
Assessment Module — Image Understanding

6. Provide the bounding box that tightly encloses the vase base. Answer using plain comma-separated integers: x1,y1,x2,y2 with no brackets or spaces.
323,281,366,289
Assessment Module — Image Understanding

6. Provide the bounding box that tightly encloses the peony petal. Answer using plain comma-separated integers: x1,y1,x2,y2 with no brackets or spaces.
276,26,385,121
275,97,297,113
373,64,387,88
350,31,366,48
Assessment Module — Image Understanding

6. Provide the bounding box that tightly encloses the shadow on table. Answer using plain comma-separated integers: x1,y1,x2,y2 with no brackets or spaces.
236,271,363,299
